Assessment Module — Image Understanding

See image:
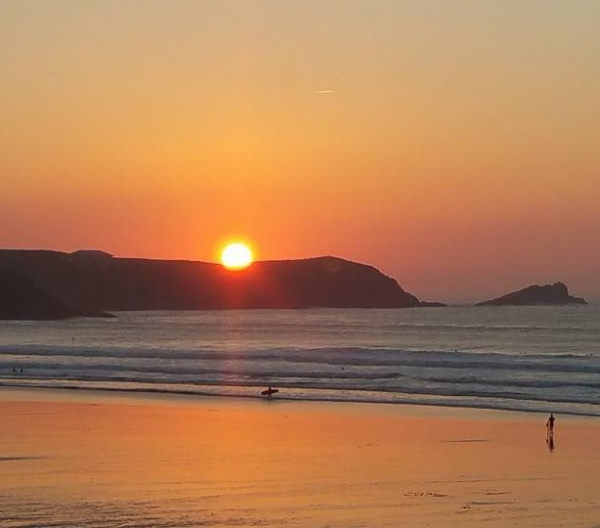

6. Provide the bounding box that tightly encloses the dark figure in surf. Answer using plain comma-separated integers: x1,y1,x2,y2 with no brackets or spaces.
545,414,556,452
546,414,556,435
261,386,278,399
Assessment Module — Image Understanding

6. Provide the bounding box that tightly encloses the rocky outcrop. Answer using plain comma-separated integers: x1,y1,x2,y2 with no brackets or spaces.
477,282,586,306
0,268,112,320
0,250,433,311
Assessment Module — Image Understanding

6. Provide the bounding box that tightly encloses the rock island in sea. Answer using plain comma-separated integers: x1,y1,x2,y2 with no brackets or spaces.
477,281,587,306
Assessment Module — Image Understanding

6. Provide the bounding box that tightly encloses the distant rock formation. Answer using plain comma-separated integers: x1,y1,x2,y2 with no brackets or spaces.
477,282,587,306
0,249,438,311
0,268,112,320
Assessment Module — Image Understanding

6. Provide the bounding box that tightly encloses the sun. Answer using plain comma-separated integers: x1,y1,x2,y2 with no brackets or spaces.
221,242,254,270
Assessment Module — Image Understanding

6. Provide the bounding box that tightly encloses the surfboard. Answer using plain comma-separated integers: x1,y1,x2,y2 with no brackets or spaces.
261,388,279,396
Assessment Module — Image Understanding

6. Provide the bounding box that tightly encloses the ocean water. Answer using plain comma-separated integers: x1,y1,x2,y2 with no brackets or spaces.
1,305,599,416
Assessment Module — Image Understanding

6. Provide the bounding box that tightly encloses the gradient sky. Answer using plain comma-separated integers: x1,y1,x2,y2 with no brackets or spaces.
2,0,599,302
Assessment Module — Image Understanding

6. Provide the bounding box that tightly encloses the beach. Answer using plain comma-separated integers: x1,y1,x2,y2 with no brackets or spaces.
1,388,599,527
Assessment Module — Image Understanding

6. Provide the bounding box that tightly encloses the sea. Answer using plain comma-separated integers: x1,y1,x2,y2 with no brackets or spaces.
1,305,599,416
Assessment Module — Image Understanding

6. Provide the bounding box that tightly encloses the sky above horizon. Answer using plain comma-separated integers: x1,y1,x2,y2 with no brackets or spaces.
2,0,599,302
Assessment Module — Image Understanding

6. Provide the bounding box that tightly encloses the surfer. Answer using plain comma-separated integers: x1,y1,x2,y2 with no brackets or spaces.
261,386,278,399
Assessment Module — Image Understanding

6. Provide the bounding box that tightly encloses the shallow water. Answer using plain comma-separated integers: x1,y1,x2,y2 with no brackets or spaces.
1,305,599,415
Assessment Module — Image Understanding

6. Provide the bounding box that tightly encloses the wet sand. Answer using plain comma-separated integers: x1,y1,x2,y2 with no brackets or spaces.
1,388,599,527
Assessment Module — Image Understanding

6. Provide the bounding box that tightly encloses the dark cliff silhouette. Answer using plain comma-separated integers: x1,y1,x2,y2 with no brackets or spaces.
477,282,586,306
0,250,433,312
0,267,112,320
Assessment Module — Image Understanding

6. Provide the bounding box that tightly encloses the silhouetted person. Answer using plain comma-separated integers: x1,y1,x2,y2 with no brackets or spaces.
546,414,556,434
261,386,278,399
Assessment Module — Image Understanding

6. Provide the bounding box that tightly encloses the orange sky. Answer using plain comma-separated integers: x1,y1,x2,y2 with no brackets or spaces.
1,1,599,302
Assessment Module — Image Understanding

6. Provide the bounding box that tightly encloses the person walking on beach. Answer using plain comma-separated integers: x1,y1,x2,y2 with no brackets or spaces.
546,414,556,434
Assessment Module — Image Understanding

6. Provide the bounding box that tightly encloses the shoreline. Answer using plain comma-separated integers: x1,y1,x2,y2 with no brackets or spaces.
1,385,598,426
1,384,599,423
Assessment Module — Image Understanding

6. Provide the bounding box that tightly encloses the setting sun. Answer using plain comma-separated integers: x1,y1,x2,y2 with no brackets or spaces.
221,242,254,270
